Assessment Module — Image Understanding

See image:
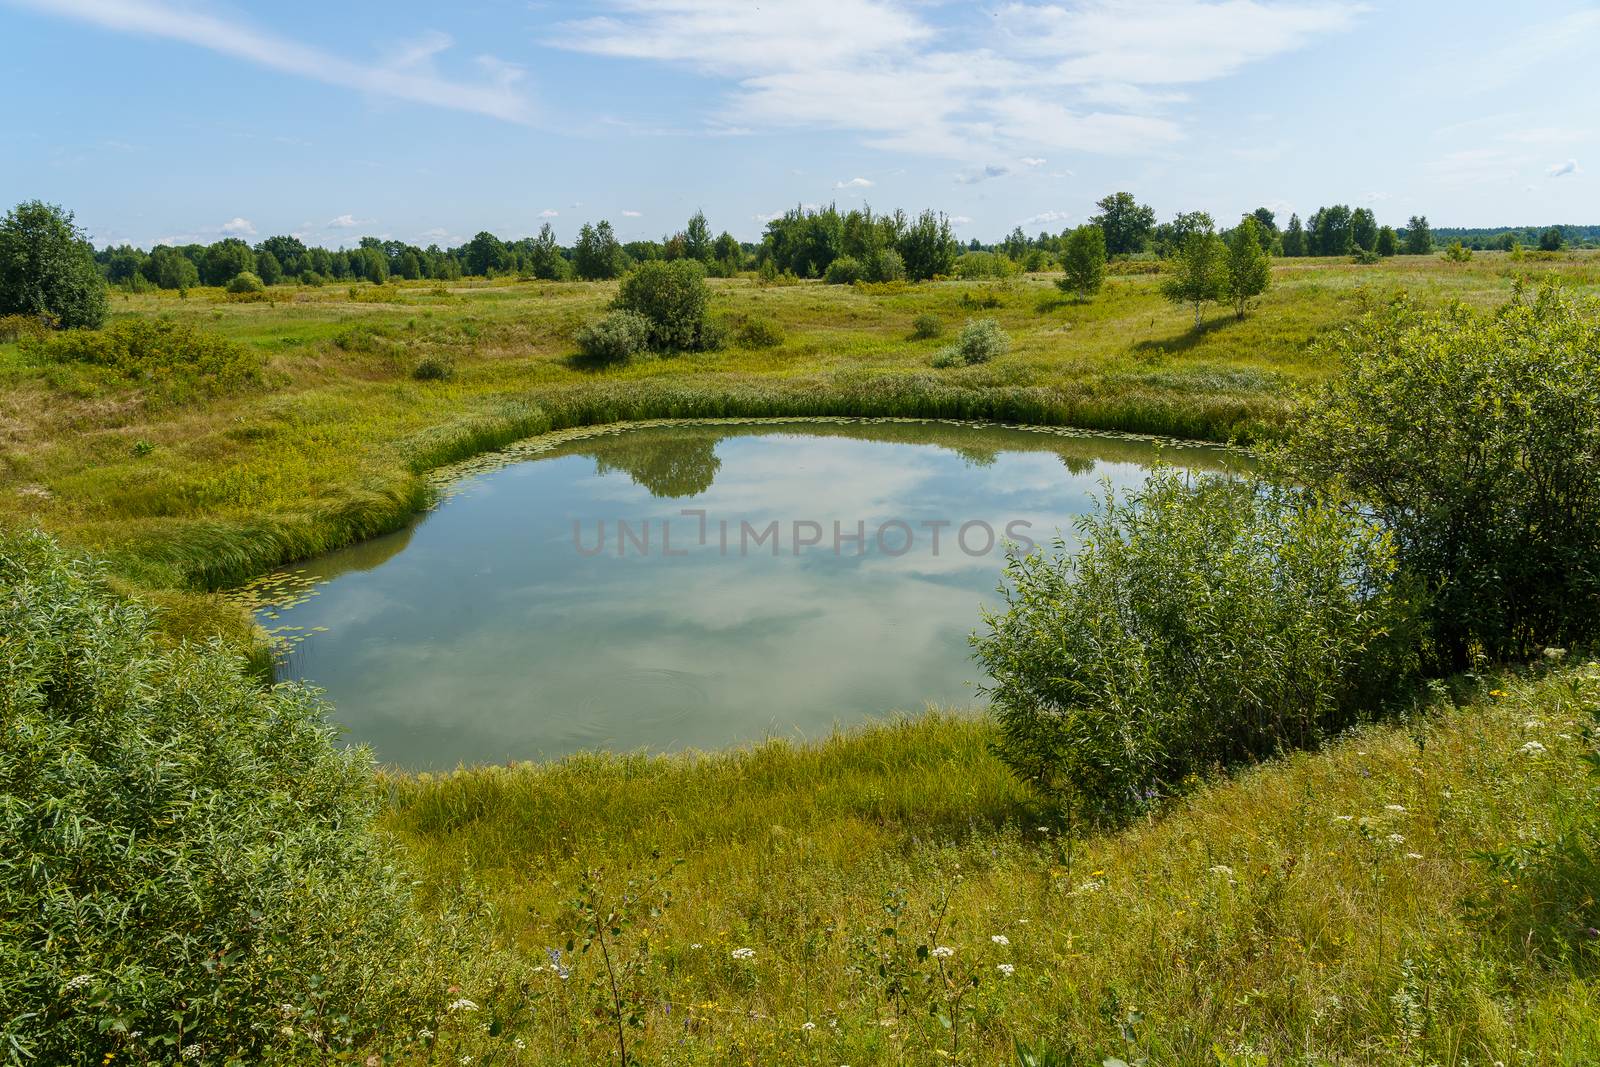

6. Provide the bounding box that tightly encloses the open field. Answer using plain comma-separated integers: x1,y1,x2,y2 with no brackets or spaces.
4,252,1597,602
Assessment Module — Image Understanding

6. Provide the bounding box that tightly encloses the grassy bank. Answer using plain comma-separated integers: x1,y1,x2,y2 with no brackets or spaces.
4,252,1595,598
385,661,1600,1064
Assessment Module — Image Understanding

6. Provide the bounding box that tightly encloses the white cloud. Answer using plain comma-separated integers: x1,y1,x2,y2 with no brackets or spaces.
996,1,1364,85
957,164,1012,184
14,0,533,123
327,214,370,228
1364,191,1391,202
949,215,974,226
219,217,256,236
1021,209,1072,226
1547,159,1580,178
540,209,560,217
622,210,643,217
834,176,874,189
550,0,1358,162
1019,156,1046,167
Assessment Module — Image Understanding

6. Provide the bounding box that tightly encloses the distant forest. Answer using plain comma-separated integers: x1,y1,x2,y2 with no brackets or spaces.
81,197,1598,293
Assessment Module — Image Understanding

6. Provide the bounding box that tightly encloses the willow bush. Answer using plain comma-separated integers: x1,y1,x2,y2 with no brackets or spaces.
0,531,450,1063
974,472,1417,825
1278,283,1600,667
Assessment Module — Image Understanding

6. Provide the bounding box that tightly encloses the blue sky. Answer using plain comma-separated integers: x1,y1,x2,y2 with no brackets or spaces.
2,0,1594,249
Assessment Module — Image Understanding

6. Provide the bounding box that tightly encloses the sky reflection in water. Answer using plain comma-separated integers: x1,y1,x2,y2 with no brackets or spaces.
258,422,1233,769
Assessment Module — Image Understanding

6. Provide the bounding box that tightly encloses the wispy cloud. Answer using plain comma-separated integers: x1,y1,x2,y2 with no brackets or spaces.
327,214,370,229
1547,159,1580,179
550,0,1362,161
1021,209,1072,226
219,216,255,236
9,0,533,122
957,164,1012,184
835,176,874,189
622,209,643,217
539,209,560,217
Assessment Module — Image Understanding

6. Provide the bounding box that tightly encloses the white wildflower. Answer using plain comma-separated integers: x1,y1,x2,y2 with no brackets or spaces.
731,947,755,961
931,946,955,959
1385,804,1406,813
1075,879,1104,894
418,1028,435,1041
447,998,480,1013
990,934,1010,946
513,1038,527,1050
1331,815,1354,824
63,975,94,992
1523,719,1545,730
690,942,703,949
802,1022,817,1031
1520,740,1547,756
1544,647,1567,660
1208,865,1234,877
1406,852,1423,860
182,1045,204,1060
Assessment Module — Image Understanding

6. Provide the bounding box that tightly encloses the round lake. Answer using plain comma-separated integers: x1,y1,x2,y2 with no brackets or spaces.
252,420,1234,768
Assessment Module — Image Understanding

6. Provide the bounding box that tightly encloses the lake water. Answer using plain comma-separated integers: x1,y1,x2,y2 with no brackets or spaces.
251,420,1233,768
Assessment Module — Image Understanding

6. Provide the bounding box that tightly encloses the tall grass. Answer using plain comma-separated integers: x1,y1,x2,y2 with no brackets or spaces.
385,663,1600,1064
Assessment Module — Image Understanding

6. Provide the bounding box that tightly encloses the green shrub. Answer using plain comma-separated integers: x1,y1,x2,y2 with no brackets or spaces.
0,312,53,343
0,532,443,1061
299,269,325,287
910,313,943,340
954,251,1015,280
974,471,1414,825
22,317,264,401
411,354,455,381
734,315,784,348
1279,284,1600,667
864,247,906,283
1442,240,1472,262
1351,247,1380,265
932,317,1009,367
614,259,713,351
225,270,265,297
824,255,863,285
575,309,652,362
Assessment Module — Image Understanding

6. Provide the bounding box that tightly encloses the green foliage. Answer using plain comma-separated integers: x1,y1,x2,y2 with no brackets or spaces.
954,252,1015,280
824,255,863,285
897,210,959,281
0,531,443,1062
1442,240,1472,262
1092,191,1157,256
864,246,906,283
733,314,784,349
974,471,1413,824
1279,285,1600,667
1160,227,1224,327
1350,207,1378,252
464,231,514,276
1540,226,1567,252
0,312,53,343
575,310,653,363
614,259,714,351
910,313,944,340
224,269,264,294
23,317,264,402
0,200,108,329
575,221,626,281
1405,216,1434,255
1376,226,1399,257
254,249,282,286
201,238,255,287
1281,213,1307,257
1222,218,1272,319
144,246,199,291
1057,225,1107,298
932,317,1009,367
411,354,455,381
525,222,567,280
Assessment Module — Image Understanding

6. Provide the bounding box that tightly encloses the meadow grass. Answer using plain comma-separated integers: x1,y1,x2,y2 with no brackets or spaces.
4,251,1594,599
384,661,1600,1065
